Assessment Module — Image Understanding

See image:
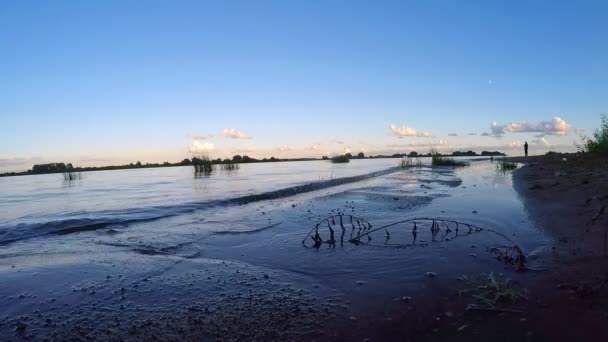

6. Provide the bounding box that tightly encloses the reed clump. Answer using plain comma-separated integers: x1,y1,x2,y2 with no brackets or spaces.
192,154,214,174
430,148,467,167
220,162,239,171
400,157,422,168
496,158,517,172
63,170,82,181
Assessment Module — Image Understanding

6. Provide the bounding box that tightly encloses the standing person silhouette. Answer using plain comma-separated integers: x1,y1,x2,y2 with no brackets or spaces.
524,141,529,157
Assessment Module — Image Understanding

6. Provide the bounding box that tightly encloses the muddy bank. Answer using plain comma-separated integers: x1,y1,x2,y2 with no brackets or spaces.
509,153,608,340
511,153,608,257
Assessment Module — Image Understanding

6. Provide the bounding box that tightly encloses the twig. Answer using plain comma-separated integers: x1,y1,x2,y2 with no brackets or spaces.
465,306,523,314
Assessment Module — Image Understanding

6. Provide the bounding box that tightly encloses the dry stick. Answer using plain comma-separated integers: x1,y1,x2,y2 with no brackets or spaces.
604,228,607,257
339,214,345,246
592,204,606,224
327,221,336,247
466,307,523,314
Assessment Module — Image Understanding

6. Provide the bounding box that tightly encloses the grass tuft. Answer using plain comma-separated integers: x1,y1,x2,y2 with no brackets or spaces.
496,158,517,172
400,157,422,168
63,170,82,181
430,148,467,167
220,162,239,171
192,154,214,174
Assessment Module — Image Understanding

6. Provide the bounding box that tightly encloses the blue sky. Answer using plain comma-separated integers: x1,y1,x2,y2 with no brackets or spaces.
1,0,607,170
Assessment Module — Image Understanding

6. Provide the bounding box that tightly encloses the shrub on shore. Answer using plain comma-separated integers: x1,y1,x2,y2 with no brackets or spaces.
581,114,608,154
330,155,350,163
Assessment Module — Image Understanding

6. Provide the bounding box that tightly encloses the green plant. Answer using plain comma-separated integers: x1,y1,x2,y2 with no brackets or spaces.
496,158,517,172
62,164,82,181
400,157,422,168
220,162,239,171
330,155,350,163
458,273,528,313
581,114,608,154
430,148,466,167
63,170,82,181
192,154,214,174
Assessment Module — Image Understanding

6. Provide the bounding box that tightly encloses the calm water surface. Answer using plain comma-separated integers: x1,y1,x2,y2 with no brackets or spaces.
0,159,398,243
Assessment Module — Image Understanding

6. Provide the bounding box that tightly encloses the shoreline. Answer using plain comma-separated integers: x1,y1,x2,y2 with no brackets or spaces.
508,152,608,340
2,158,608,340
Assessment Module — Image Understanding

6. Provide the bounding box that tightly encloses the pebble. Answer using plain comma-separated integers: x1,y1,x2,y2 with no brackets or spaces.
426,272,437,277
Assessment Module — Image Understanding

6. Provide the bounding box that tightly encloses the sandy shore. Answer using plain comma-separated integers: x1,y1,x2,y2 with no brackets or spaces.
510,153,608,256
509,153,608,341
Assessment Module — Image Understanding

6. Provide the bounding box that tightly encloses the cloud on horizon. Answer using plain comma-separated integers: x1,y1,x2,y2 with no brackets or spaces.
221,128,252,139
230,146,256,154
188,141,215,153
389,124,432,138
490,117,572,137
448,133,458,136
191,133,211,140
277,145,294,152
0,156,41,167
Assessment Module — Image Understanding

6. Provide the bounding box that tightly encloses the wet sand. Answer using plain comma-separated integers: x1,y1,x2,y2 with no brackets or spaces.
509,153,608,341
2,159,607,341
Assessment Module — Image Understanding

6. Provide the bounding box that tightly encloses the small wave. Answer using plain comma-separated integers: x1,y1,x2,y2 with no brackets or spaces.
0,167,400,245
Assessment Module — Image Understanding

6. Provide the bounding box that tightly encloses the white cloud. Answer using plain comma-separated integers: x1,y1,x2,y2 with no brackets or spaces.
532,137,550,147
490,117,572,137
490,122,504,136
344,148,352,154
221,128,252,139
277,145,294,152
309,144,321,150
191,134,210,140
231,146,256,154
0,156,41,167
507,141,523,148
188,141,215,153
389,124,432,138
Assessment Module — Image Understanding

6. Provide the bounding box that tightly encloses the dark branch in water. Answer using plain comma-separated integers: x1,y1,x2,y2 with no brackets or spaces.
303,215,527,271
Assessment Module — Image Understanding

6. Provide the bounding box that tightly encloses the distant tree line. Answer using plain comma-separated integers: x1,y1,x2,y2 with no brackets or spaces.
0,150,506,178
0,155,314,177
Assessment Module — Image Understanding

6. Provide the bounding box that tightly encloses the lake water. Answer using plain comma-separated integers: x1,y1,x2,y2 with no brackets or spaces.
0,157,552,340
0,159,400,245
